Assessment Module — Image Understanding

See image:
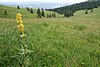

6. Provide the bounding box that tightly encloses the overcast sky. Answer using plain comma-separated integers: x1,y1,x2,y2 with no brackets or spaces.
0,0,87,3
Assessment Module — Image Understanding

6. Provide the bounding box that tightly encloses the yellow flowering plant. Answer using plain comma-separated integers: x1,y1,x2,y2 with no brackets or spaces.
16,13,32,67
16,13,26,38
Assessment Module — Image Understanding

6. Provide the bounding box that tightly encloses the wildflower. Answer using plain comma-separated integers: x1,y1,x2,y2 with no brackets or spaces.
16,13,22,20
16,13,31,67
17,17,22,20
16,13,26,38
16,13,22,18
18,23,24,32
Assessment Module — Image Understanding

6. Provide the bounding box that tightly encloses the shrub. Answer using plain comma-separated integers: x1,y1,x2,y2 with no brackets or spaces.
4,10,7,15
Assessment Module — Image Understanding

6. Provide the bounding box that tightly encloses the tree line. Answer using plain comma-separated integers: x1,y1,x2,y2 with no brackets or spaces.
47,0,100,17
3,5,57,18
17,6,56,18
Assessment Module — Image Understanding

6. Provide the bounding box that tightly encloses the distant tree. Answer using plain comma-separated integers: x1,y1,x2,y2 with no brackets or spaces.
41,8,44,11
45,9,48,10
41,8,45,17
94,6,98,8
47,1,100,15
26,7,30,11
47,14,49,18
52,13,54,17
47,14,52,18
64,10,74,17
72,10,75,13
88,0,98,2
17,5,20,9
64,13,66,17
30,8,33,13
85,9,88,14
37,8,40,14
91,8,93,12
64,11,70,17
37,8,42,18
52,13,56,18
4,10,7,15
70,11,74,16
64,12,68,17
26,7,27,9
53,13,56,18
49,14,52,18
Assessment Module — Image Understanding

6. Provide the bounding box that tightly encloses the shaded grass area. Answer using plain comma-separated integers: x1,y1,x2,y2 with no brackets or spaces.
0,17,100,67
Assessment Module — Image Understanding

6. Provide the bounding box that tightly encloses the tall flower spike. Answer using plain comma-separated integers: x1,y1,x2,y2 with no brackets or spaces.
17,20,23,24
16,13,26,37
16,13,22,22
16,13,22,18
18,23,24,33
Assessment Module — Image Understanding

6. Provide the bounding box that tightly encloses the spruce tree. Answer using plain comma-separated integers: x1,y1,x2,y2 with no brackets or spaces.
42,8,45,17
49,14,52,18
47,14,52,18
4,10,7,15
64,11,71,17
17,5,20,9
30,8,33,13
37,8,41,18
85,9,88,14
67,11,70,17
91,8,93,12
70,11,74,16
47,14,49,18
52,13,56,18
53,13,56,18
27,7,30,11
64,12,67,17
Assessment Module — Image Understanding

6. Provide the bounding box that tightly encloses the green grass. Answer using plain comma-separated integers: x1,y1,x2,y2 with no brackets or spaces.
0,6,100,67
74,6,100,19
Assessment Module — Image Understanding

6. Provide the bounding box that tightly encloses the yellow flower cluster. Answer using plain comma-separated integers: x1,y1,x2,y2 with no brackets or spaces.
16,13,26,37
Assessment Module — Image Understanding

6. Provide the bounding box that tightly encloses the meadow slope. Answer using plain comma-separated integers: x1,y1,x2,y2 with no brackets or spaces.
0,5,63,19
0,6,100,67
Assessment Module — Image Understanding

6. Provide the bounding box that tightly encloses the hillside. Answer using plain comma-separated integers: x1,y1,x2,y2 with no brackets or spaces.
88,0,100,2
48,1,100,14
74,6,100,19
0,6,100,67
0,5,63,19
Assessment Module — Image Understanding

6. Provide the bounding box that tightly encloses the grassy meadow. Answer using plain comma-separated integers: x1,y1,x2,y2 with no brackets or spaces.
0,6,100,67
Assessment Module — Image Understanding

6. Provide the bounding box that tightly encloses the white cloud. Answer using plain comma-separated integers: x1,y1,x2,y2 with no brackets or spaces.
33,0,87,3
0,0,87,3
